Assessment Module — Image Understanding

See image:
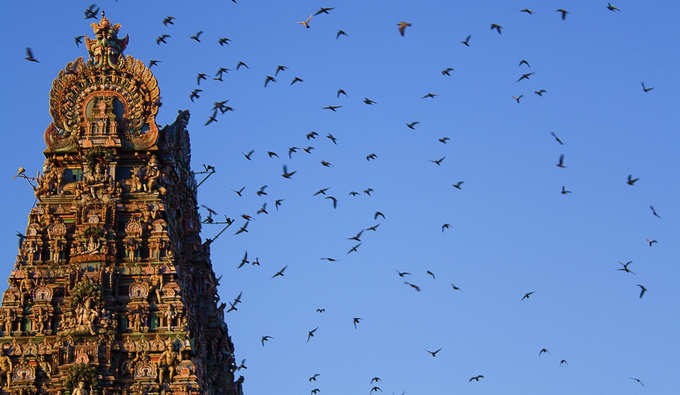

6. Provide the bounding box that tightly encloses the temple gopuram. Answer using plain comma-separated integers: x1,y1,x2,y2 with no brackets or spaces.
2,15,244,394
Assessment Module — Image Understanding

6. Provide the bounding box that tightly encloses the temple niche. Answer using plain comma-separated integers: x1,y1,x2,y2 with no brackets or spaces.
3,14,243,395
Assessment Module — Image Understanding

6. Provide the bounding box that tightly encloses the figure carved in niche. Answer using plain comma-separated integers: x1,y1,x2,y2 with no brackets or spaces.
85,162,111,200
151,267,163,304
130,167,144,192
19,275,33,306
157,343,178,384
145,155,161,192
75,296,99,335
72,380,89,395
38,355,52,379
0,351,12,389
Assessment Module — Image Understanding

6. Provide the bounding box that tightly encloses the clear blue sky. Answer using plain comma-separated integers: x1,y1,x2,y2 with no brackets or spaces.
1,1,679,394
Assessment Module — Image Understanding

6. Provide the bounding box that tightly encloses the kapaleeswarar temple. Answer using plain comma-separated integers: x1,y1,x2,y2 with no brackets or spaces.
2,15,244,394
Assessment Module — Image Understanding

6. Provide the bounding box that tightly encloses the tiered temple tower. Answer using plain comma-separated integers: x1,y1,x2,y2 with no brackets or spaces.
1,16,243,394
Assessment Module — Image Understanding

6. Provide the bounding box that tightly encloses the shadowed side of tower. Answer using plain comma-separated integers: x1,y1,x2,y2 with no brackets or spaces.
1,15,243,394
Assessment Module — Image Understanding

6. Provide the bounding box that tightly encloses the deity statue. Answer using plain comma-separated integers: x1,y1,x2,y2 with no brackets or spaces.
157,343,178,384
0,352,12,389
75,296,99,335
85,14,129,69
72,380,89,395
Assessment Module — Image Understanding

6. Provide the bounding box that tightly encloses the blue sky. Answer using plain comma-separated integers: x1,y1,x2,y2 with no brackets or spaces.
1,0,679,394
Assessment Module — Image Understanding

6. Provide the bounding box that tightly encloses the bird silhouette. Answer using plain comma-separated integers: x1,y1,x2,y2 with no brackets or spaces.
264,75,276,87
519,59,531,68
618,261,634,274
637,284,647,298
513,95,523,103
282,165,296,179
534,89,547,96
272,265,288,278
521,291,535,301
315,7,334,15
337,89,347,97
325,196,337,208
156,34,170,45
353,317,361,329
520,9,534,14
517,72,534,82
647,238,658,246
307,326,319,342
556,9,569,20
336,30,348,39
190,31,203,42
469,375,484,382
490,24,503,34
641,82,654,92
556,154,566,168
218,37,231,46
560,186,572,194
298,14,313,28
452,181,464,190
461,34,471,46
25,48,39,63
323,105,342,112
431,156,446,166
441,67,454,76
243,150,254,160
406,121,420,130
309,374,320,382
397,21,412,36
426,348,441,357
439,137,451,144
236,61,249,70
74,35,84,47
626,174,639,185
550,131,564,145
290,77,303,85
405,282,421,292
607,3,620,11
163,16,175,26
649,206,661,218
260,335,273,346
539,348,550,356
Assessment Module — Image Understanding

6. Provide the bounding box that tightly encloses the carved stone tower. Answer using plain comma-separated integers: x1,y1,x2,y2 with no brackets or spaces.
2,16,243,394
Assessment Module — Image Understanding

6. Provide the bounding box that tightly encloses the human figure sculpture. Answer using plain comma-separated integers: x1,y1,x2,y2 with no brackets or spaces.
72,380,89,395
0,352,12,389
157,343,178,384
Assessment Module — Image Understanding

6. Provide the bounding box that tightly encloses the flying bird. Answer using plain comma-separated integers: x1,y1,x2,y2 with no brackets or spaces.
560,186,572,194
325,196,337,208
452,181,464,190
426,348,442,357
647,238,658,246
282,165,296,179
441,67,454,76
323,105,342,112
190,31,203,42
307,326,319,342
649,206,660,218
517,72,535,82
490,24,503,34
260,336,273,346
218,37,231,46
607,3,620,11
290,77,303,85
556,9,569,20
637,284,647,298
156,34,170,45
236,61,249,70
315,7,334,15
556,154,566,168
439,137,451,144
521,291,535,301
352,317,361,329
337,89,347,97
534,89,547,96
441,224,451,232
520,9,534,14
397,21,412,36
431,156,446,166
426,270,436,279
242,150,254,160
469,375,484,382
336,30,348,39
406,121,420,130
298,14,313,29
163,16,175,26
519,59,531,68
461,34,471,46
347,243,361,254
618,261,634,274
641,82,654,92
74,35,84,47
539,348,550,356
84,4,99,19
309,374,320,382
264,75,276,87
405,282,421,292
550,131,564,145
363,97,376,105
374,211,385,220
25,48,39,63
272,265,288,278
626,174,639,185
513,95,523,103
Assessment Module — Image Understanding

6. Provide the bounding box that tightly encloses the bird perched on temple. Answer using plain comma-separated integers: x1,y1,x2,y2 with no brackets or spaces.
397,21,412,36
25,48,39,63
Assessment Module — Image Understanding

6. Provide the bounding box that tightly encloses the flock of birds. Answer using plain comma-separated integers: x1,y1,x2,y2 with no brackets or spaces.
17,2,666,394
